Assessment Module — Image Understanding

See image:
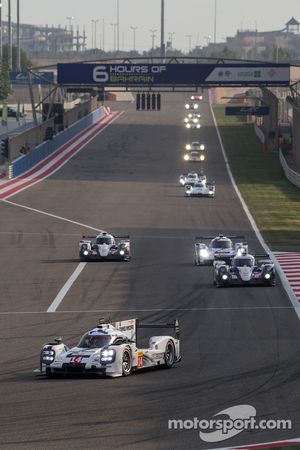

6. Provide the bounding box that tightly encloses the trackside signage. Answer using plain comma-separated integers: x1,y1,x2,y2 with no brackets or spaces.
57,63,290,87
10,71,54,85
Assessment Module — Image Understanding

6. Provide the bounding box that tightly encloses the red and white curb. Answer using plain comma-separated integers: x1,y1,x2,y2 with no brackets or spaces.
0,110,122,200
273,252,300,302
210,436,300,449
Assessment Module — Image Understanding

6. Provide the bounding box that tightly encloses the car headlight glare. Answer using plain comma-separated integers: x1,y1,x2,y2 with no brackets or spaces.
222,274,228,280
186,123,191,128
200,144,205,150
200,155,205,161
196,124,200,128
200,249,209,258
184,154,189,161
100,348,116,364
264,273,271,279
185,104,190,109
119,249,125,256
83,250,89,256
185,144,191,150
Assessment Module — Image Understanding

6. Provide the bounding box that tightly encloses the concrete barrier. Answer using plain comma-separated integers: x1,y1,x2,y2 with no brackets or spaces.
279,149,300,188
11,106,107,178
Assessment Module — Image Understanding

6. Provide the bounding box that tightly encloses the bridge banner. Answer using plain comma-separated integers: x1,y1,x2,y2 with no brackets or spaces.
10,71,54,85
225,106,270,116
57,63,290,87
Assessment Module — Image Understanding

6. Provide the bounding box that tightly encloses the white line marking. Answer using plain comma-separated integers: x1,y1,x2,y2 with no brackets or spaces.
3,200,103,232
47,262,87,312
0,306,299,315
209,91,300,320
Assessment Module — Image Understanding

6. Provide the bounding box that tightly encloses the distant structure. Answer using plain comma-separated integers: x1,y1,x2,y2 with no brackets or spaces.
1,21,87,53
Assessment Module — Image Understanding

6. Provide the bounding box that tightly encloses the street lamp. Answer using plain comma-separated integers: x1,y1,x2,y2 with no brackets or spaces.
130,26,138,51
161,0,165,58
149,29,157,49
111,22,117,52
116,0,119,52
186,34,192,53
8,0,12,69
91,19,99,49
0,0,3,69
214,0,217,45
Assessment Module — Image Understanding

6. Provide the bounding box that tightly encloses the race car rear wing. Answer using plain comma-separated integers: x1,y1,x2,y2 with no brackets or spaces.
195,235,245,240
112,318,180,343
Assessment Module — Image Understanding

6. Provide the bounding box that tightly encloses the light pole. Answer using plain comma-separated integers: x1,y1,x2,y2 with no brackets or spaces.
130,26,138,51
116,0,119,52
111,22,117,52
186,34,192,53
91,20,99,49
8,0,12,69
149,29,157,49
160,0,165,58
213,0,217,45
17,0,20,70
0,0,3,71
168,31,175,49
102,18,105,51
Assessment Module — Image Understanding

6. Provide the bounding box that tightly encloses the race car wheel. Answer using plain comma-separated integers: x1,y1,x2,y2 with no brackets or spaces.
164,340,176,368
122,350,132,376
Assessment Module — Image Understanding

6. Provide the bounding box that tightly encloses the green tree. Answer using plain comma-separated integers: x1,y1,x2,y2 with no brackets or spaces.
1,44,32,70
0,63,12,102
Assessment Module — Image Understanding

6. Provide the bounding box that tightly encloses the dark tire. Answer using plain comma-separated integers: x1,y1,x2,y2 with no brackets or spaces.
122,349,132,376
164,340,176,368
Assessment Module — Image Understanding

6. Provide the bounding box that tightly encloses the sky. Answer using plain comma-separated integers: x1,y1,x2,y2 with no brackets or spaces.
2,0,300,52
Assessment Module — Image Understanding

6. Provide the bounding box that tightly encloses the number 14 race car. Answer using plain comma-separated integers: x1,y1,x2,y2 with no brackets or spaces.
79,231,130,261
38,319,181,378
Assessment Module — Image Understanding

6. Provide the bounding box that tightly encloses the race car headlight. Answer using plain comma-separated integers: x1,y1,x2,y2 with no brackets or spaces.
41,349,55,365
184,118,189,123
100,348,116,364
186,123,191,128
185,103,190,109
193,104,198,109
83,250,89,256
119,249,125,256
196,124,201,128
200,144,205,150
222,274,228,280
185,144,191,150
184,154,190,161
192,118,198,123
191,96,195,100
264,273,271,279
200,154,205,161
200,249,209,258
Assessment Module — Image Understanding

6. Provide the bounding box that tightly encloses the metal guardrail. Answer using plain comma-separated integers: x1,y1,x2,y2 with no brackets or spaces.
279,149,300,188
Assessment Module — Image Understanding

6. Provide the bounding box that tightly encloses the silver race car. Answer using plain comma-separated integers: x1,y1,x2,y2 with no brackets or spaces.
38,318,181,378
194,234,248,266
213,253,276,287
185,178,215,197
79,231,130,261
184,142,206,162
184,115,201,129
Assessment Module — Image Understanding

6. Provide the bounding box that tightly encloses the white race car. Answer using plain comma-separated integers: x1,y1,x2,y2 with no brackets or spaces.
183,150,205,162
214,253,276,287
185,142,205,151
185,101,199,110
185,178,215,197
179,171,202,186
38,318,181,378
79,231,130,261
185,118,201,129
194,234,248,266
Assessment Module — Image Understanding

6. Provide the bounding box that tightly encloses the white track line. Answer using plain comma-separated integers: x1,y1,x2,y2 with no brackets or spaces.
3,200,103,232
47,263,87,312
209,91,300,320
0,306,299,315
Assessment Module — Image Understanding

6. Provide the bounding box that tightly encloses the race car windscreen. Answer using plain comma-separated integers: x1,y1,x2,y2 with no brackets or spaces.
96,237,113,245
78,333,112,349
211,239,232,249
233,257,254,267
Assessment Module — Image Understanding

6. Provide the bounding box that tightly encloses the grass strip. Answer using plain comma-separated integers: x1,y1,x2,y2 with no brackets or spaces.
213,105,300,250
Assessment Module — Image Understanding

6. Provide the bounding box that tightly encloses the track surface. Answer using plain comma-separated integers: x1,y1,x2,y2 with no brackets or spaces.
1,94,300,449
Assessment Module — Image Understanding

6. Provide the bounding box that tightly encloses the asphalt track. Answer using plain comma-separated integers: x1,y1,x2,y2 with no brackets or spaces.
1,94,300,450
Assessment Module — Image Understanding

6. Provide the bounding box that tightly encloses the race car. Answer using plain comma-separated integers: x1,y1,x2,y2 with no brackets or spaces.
185,118,201,129
185,178,215,197
194,234,248,266
79,231,130,261
179,171,202,186
190,95,203,101
184,142,206,162
213,253,276,287
186,112,201,120
185,100,199,110
185,142,205,151
38,318,181,377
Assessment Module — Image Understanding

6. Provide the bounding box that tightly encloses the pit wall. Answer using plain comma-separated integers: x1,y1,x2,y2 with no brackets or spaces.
11,106,107,178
